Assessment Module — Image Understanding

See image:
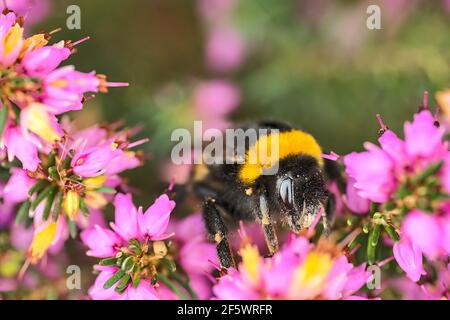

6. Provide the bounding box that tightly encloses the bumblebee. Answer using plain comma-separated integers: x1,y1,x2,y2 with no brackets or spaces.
188,121,337,268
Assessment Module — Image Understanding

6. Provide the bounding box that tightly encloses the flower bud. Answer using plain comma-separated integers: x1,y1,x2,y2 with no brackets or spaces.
63,190,80,220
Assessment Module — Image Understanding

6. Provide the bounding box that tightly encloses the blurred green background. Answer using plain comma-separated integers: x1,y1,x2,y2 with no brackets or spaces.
32,0,450,201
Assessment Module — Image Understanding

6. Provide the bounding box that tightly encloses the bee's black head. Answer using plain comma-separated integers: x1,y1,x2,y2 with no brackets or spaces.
274,155,327,232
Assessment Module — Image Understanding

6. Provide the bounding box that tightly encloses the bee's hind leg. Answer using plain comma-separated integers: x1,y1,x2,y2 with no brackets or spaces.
202,198,235,268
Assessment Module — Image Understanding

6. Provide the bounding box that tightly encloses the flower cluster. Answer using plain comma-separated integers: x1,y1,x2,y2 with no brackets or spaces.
0,10,126,172
342,94,450,297
213,233,371,300
82,193,176,300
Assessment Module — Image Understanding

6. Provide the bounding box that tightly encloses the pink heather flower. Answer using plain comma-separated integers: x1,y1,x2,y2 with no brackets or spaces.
88,267,159,300
404,111,446,162
206,27,246,73
343,177,370,214
168,213,218,299
0,11,127,171
82,193,176,300
71,143,119,178
22,43,71,77
67,124,143,178
401,210,446,260
393,235,425,282
2,125,40,171
80,225,122,258
83,193,175,248
344,110,448,204
344,142,396,203
213,236,370,300
42,66,101,114
3,168,34,203
0,0,51,25
194,80,240,116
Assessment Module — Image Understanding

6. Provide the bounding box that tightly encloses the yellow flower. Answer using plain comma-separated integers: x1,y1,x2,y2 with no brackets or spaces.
20,33,48,58
63,190,80,220
289,251,333,299
29,223,57,262
436,89,450,120
239,244,261,285
21,103,62,143
84,190,107,209
3,23,23,58
83,175,106,189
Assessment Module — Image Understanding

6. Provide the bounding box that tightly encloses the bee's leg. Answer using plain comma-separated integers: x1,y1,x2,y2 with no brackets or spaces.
258,194,279,255
322,192,335,236
202,199,235,268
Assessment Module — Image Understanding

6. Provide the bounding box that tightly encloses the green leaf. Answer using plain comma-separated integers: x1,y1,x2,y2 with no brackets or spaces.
52,191,63,221
115,274,131,294
132,266,141,288
68,220,77,239
103,269,125,289
42,186,58,221
46,151,57,168
31,184,53,211
15,201,31,225
411,161,444,185
63,150,75,169
0,106,9,138
99,257,118,266
28,180,47,197
121,256,135,273
158,273,189,300
79,197,89,217
383,225,400,242
95,186,117,194
367,224,381,265
170,272,198,300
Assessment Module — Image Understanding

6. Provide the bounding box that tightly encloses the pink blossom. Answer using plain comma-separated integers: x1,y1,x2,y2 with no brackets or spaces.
3,168,34,203
404,111,446,162
71,143,118,177
194,80,240,116
344,143,396,203
402,210,445,260
109,193,140,241
137,194,176,240
3,125,40,171
83,193,176,300
213,236,370,300
80,225,122,258
0,0,51,25
91,193,174,246
344,110,448,204
393,235,425,282
206,27,246,73
22,44,71,77
88,267,159,300
344,177,370,214
43,66,101,114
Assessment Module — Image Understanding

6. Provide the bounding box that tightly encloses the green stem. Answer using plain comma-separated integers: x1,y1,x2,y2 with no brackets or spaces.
158,273,190,300
170,272,198,300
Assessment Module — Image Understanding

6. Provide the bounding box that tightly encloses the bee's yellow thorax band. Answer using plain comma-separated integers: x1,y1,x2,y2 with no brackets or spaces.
238,130,323,184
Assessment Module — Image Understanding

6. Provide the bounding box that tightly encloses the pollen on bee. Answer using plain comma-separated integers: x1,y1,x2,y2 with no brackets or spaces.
214,233,223,243
245,187,253,196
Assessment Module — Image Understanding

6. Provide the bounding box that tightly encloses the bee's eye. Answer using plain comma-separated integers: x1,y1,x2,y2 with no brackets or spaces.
278,178,293,208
